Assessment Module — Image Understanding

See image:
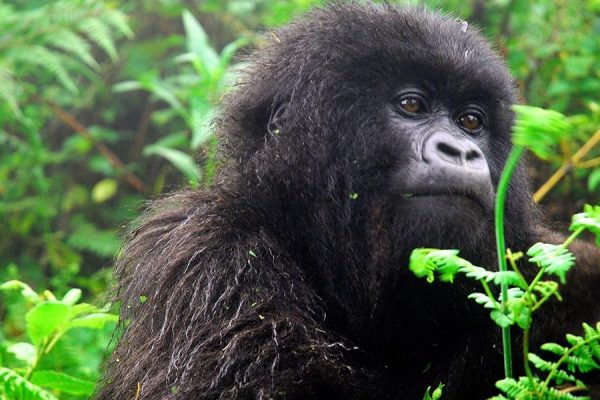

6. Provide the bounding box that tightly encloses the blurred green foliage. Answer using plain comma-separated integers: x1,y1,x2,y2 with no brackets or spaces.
0,0,599,398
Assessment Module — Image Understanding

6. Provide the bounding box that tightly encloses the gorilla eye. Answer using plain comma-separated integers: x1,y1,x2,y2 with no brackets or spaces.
457,113,483,132
395,94,427,116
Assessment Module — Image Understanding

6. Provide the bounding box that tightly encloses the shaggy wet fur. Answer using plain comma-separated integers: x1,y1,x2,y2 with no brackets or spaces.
97,4,600,399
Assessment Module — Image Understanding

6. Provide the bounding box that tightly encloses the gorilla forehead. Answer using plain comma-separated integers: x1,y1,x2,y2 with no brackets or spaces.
263,4,516,105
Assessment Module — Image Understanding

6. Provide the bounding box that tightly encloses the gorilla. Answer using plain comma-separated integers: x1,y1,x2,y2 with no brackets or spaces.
98,4,600,399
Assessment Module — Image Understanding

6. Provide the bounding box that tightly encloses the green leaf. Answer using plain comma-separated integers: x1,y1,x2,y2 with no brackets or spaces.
190,99,215,149
540,342,569,356
423,383,444,400
219,37,250,71
528,353,554,371
112,80,144,92
0,280,39,303
31,370,95,396
91,178,118,203
142,80,187,117
0,368,58,400
512,105,571,160
409,248,468,283
527,242,575,284
61,288,82,306
79,18,119,61
570,204,600,245
491,310,513,328
509,302,531,330
103,9,134,39
7,342,36,365
66,313,118,330
468,292,498,309
14,45,78,94
143,145,202,184
69,303,102,318
588,169,600,193
47,29,98,70
182,10,219,73
26,301,70,345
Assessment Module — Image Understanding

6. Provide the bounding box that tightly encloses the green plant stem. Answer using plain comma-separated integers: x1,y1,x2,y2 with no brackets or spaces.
562,227,585,249
507,250,540,396
495,145,525,379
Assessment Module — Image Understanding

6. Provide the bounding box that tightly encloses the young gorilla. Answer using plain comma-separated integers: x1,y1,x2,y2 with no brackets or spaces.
98,4,600,400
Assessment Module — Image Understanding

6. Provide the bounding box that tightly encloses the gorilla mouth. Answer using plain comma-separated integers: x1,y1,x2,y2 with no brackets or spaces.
401,191,492,213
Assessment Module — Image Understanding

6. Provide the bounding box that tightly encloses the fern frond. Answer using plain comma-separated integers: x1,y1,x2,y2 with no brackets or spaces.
570,204,600,245
0,65,20,115
495,377,536,399
102,9,134,39
565,353,599,373
528,353,554,372
0,367,58,400
47,29,97,69
582,323,600,359
541,343,569,356
14,45,78,94
79,18,119,61
527,243,575,283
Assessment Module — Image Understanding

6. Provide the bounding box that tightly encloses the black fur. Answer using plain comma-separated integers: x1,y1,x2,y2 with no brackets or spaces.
97,4,600,399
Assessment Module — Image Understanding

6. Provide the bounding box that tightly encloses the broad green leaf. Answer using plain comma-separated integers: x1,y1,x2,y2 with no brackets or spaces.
69,303,101,318
0,280,39,303
512,105,571,160
26,301,70,345
31,370,95,396
190,99,215,149
66,313,118,330
61,288,82,306
7,342,36,365
182,10,219,73
143,145,201,184
571,204,600,246
112,80,143,92
91,178,118,203
423,383,444,400
588,169,600,192
219,37,251,71
0,368,58,400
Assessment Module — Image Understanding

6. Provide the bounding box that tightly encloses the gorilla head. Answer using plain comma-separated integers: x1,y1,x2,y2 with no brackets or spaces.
223,3,525,251
98,4,600,400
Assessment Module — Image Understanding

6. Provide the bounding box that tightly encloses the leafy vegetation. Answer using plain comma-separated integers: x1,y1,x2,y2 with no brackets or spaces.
410,105,600,399
1,0,600,398
0,281,116,399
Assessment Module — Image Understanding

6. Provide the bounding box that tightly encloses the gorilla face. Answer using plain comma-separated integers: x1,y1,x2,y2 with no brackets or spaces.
389,86,495,215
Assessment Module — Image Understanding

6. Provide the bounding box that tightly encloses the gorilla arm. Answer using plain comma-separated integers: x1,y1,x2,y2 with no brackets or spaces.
97,190,374,400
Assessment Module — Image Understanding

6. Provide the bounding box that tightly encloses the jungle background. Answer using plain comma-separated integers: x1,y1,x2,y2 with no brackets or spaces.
0,0,599,398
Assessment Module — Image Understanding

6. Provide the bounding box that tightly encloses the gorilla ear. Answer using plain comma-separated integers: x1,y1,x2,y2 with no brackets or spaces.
267,103,287,136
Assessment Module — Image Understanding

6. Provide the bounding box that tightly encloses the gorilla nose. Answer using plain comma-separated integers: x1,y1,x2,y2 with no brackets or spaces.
424,131,487,171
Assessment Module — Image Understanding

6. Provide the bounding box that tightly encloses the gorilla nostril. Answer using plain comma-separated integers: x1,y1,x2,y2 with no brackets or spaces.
466,150,482,161
437,142,461,158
